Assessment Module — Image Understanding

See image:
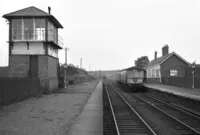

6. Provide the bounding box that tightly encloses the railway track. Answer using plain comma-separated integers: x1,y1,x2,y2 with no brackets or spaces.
103,82,118,135
147,95,200,119
111,80,200,135
138,94,200,133
103,81,157,135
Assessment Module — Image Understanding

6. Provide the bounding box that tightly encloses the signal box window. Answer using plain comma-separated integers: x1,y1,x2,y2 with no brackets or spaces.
24,19,34,40
35,19,45,40
12,19,22,40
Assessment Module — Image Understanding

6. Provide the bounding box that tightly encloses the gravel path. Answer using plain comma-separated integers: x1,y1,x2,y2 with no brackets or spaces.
0,80,98,135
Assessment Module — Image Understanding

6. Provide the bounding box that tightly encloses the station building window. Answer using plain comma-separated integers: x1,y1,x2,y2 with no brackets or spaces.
156,69,160,78
170,69,178,76
152,68,155,78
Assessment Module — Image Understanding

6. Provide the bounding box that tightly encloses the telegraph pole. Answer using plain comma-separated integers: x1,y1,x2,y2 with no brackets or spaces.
80,58,82,69
99,70,101,79
65,47,69,66
64,47,69,88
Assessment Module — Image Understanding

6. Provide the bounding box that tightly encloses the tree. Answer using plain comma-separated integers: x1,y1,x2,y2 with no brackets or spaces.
58,63,95,85
135,56,149,69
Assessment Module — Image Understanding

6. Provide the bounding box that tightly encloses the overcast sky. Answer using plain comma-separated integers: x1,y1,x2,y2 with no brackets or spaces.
0,0,200,70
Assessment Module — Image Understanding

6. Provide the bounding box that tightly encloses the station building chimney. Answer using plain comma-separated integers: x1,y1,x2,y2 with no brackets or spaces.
154,51,157,60
162,45,169,56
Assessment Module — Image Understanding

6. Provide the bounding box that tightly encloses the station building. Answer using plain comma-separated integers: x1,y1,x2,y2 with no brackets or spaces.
145,45,190,85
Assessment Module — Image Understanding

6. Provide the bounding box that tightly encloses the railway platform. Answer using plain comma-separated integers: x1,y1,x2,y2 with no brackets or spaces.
144,83,200,101
68,80,103,135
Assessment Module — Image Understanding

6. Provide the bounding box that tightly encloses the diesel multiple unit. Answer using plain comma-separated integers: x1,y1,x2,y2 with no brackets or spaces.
116,66,145,88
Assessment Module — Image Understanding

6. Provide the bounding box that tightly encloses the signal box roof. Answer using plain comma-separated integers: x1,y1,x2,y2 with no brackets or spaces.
3,6,63,28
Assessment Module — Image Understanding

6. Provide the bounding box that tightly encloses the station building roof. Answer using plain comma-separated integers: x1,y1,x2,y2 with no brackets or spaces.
145,52,190,68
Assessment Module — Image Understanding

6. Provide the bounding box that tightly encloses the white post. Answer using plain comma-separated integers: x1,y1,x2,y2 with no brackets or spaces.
192,70,194,89
192,61,195,89
64,69,67,88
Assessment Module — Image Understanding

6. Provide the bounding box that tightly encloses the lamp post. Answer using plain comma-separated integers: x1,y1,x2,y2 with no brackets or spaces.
192,62,196,89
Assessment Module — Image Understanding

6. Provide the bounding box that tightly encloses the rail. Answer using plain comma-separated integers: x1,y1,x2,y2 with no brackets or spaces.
104,80,156,135
111,80,200,134
133,94,200,134
104,82,120,135
149,96,200,119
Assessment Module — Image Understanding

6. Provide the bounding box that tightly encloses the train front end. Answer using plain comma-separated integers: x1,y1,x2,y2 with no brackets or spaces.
127,69,145,89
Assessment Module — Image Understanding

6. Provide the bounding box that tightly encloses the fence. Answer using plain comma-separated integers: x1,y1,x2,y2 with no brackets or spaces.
0,78,42,106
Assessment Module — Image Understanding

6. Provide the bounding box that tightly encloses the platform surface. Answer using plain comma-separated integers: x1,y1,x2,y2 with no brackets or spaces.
68,80,103,135
0,80,99,135
144,83,200,100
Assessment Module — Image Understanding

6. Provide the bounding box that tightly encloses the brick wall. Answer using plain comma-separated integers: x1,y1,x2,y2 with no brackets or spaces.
8,55,30,78
38,56,48,79
38,56,49,93
153,67,200,89
48,56,58,78
146,78,160,83
47,56,58,91
161,54,188,78
161,77,187,87
1,55,59,94
38,56,59,93
0,67,9,77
